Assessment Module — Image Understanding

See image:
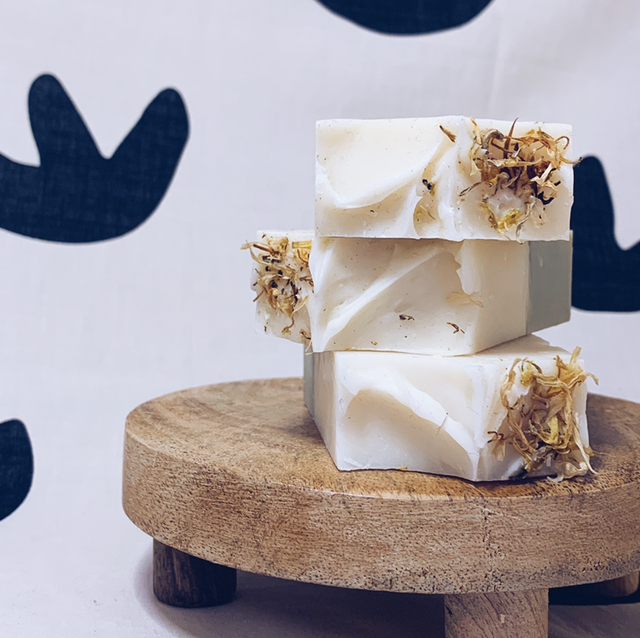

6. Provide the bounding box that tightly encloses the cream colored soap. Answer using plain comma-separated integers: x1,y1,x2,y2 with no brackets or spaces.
309,236,571,355
246,231,572,354
305,336,593,482
316,117,574,241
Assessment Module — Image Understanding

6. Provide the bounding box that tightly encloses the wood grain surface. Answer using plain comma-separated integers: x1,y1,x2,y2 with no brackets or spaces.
123,378,640,595
153,540,236,607
444,589,548,638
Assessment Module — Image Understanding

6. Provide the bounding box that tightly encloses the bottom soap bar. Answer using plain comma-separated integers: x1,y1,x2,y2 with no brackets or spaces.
304,335,594,482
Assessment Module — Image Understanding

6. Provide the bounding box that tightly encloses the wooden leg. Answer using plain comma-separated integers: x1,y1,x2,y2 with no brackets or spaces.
573,572,640,599
153,540,237,607
444,588,548,638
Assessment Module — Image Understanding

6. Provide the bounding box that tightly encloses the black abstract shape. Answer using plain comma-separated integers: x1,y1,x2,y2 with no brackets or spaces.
316,0,493,35
572,156,640,311
0,74,189,243
0,420,33,521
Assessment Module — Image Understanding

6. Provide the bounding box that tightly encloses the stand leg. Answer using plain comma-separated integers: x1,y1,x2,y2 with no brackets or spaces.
153,539,237,607
444,588,548,638
576,572,640,599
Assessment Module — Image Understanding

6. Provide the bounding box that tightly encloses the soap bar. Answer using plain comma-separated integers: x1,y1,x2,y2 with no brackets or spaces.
247,232,571,353
244,231,314,345
316,117,574,241
305,336,593,482
309,236,571,355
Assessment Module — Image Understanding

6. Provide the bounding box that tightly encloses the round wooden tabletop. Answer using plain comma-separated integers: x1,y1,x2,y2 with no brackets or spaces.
123,378,640,595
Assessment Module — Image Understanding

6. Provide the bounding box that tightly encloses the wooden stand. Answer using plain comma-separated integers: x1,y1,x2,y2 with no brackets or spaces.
123,379,640,634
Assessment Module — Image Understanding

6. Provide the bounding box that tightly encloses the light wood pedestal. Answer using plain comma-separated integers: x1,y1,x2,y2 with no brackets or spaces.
123,379,640,637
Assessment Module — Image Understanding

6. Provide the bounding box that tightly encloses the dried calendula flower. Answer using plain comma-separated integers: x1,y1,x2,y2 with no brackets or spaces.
457,118,579,236
242,234,314,341
489,347,598,481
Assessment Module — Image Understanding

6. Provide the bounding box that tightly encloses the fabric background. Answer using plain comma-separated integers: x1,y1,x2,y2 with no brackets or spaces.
1,0,639,635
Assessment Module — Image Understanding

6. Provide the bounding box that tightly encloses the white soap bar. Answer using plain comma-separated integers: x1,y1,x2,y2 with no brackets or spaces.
305,336,593,482
244,231,314,345
316,117,574,241
309,236,571,355
247,231,572,354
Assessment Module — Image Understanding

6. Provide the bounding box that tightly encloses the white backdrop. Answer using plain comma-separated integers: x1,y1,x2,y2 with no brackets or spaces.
1,1,640,636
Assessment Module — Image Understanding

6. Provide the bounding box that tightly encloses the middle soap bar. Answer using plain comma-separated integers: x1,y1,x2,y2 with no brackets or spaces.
309,235,570,355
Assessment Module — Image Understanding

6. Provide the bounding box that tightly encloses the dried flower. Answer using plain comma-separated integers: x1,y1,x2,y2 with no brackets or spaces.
459,119,579,235
446,322,465,334
413,167,437,229
440,125,457,143
489,347,597,481
242,236,313,340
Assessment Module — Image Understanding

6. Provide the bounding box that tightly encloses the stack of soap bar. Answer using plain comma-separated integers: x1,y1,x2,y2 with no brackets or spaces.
246,116,594,482
304,335,592,482
316,117,574,242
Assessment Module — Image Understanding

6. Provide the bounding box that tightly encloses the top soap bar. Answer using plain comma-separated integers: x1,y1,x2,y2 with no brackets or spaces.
316,117,574,241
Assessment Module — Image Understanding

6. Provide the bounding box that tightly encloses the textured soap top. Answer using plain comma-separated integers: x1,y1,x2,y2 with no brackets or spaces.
316,116,575,241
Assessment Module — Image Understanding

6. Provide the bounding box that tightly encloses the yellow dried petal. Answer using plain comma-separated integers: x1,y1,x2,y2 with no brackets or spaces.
242,236,314,336
489,347,596,481
459,121,578,236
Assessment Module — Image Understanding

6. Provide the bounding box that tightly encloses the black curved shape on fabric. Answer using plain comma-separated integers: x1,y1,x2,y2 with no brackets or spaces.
572,156,640,312
0,74,189,243
315,0,494,35
0,420,33,521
